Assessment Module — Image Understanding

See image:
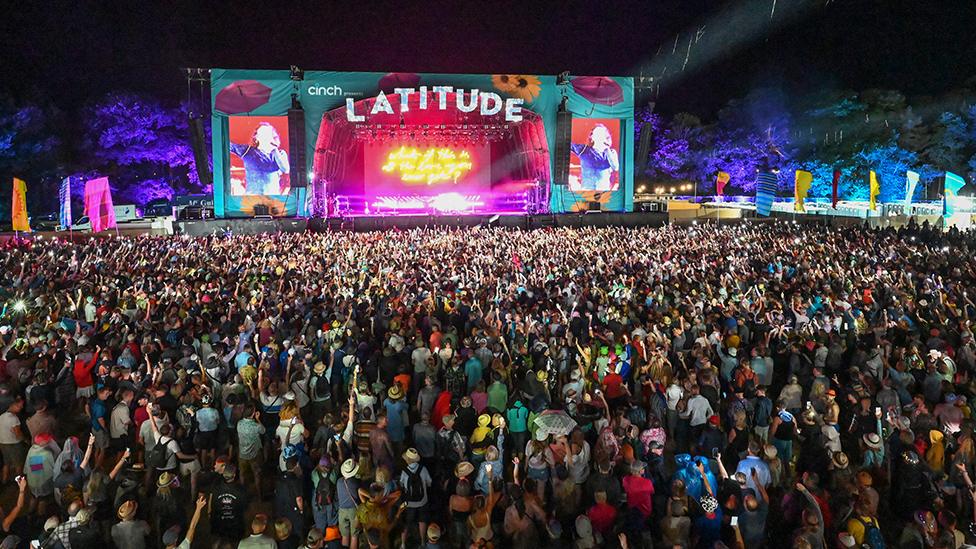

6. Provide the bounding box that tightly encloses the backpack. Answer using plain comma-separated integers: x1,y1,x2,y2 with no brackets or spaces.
311,374,331,401
147,436,173,470
403,467,425,502
314,471,336,507
854,516,885,549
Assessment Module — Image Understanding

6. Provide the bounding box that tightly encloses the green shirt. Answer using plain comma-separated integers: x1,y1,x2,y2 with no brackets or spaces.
506,404,529,433
488,382,508,413
236,418,266,460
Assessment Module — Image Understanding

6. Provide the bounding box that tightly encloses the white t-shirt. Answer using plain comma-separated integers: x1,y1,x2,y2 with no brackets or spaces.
276,423,305,447
0,412,21,444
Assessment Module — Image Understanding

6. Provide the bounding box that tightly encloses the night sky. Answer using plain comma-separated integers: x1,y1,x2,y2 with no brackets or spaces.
1,0,974,117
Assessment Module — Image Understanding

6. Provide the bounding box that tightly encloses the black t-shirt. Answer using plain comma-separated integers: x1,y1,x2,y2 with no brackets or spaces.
67,523,100,548
211,481,248,537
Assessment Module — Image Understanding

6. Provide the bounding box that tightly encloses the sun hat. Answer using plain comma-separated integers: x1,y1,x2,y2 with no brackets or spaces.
403,448,420,464
341,458,360,479
387,385,404,400
427,523,442,542
157,472,177,488
863,433,882,450
536,370,548,382
454,461,475,478
832,451,849,470
313,361,327,374
117,500,137,520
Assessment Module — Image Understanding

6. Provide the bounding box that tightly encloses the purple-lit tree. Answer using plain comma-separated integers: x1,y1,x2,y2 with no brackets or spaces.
82,93,203,205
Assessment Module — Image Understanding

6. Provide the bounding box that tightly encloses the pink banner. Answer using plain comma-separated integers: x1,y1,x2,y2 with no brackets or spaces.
84,177,116,232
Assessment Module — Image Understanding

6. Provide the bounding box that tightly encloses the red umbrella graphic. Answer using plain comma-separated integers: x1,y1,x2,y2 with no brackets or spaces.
214,80,273,114
378,73,421,94
570,76,624,106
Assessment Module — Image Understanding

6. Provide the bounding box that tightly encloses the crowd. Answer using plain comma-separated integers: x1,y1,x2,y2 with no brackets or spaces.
0,220,974,548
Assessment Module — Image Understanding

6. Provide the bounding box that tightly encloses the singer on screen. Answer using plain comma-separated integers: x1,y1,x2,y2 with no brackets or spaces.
229,122,290,195
570,124,619,191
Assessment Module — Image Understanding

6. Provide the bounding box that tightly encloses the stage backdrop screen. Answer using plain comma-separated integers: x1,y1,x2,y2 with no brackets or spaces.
228,116,291,196
362,143,490,195
568,118,621,192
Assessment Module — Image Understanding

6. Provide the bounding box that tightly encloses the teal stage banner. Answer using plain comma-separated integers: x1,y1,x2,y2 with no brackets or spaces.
211,70,634,217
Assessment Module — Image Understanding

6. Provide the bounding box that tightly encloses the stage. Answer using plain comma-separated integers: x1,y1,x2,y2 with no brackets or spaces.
173,210,791,235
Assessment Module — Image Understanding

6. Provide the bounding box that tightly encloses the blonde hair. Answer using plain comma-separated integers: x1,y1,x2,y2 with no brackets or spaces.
273,517,292,541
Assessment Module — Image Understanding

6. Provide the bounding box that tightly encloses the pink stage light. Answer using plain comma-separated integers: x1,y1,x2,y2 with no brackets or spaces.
430,193,483,212
369,193,484,213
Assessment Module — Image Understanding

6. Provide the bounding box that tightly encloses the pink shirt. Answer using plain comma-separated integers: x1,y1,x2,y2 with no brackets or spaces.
622,474,655,518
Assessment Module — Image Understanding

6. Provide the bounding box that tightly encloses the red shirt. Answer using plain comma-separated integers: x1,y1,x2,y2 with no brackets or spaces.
73,353,99,389
622,474,655,518
603,372,626,399
588,502,618,535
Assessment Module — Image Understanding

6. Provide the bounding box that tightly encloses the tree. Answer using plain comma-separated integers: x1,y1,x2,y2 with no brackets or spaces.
82,93,203,205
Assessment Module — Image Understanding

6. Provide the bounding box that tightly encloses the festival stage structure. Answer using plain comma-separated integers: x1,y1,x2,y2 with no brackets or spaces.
210,70,635,218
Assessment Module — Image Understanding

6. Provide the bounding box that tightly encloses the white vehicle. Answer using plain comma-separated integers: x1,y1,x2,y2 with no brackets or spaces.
63,204,141,231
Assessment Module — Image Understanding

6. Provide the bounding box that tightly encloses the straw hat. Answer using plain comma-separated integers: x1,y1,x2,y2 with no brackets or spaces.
117,500,137,521
387,385,404,400
156,472,176,488
831,451,849,470
454,461,474,478
403,448,420,464
313,361,327,374
341,458,360,479
427,523,442,542
863,433,882,450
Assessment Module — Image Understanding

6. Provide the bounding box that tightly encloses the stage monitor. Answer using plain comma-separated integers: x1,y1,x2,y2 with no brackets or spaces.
568,118,621,192
227,116,291,197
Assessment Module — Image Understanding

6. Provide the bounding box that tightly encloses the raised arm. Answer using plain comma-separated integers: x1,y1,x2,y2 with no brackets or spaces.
185,495,207,544
2,477,27,532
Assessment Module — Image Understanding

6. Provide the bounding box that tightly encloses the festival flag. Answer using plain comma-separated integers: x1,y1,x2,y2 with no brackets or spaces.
794,170,812,212
755,172,777,217
904,170,919,210
58,177,72,229
84,176,116,232
11,178,30,232
869,171,880,211
831,170,840,209
715,171,730,198
944,171,966,217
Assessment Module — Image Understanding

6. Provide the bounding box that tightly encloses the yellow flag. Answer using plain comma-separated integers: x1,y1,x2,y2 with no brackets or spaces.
11,178,30,232
794,170,812,212
869,170,880,211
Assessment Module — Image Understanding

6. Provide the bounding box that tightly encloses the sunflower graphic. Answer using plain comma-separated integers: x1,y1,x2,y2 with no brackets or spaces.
491,74,517,94
508,74,542,102
569,191,612,212
240,195,286,216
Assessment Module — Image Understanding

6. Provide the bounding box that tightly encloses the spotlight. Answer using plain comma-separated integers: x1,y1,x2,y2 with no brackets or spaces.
12,301,25,312
638,185,647,192
670,187,676,193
